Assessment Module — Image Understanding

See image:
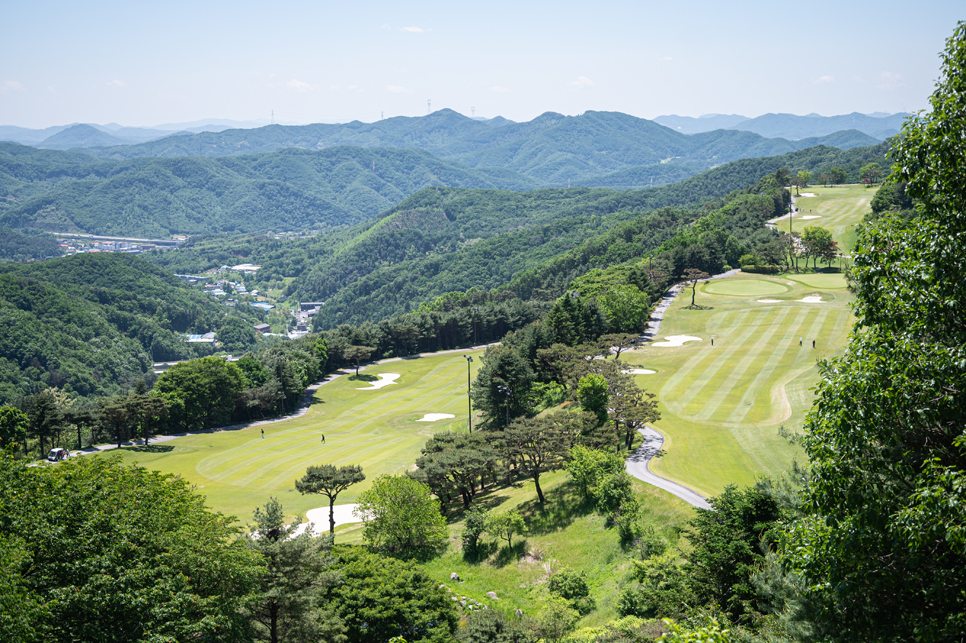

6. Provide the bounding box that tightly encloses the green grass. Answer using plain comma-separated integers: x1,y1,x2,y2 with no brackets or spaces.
623,272,854,496
792,184,878,254
109,349,487,522
785,272,847,289
702,279,790,296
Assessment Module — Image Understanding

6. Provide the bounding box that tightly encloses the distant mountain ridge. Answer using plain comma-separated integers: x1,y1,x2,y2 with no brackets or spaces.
654,111,909,139
71,109,878,185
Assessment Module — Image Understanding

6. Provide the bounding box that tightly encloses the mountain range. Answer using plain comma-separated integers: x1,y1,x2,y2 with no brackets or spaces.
654,111,909,139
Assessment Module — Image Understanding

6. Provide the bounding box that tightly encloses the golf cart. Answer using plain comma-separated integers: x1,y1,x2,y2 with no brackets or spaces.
47,447,70,462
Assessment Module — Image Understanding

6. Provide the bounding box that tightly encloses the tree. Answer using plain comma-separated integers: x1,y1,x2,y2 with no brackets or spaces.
817,172,830,187
243,498,342,643
595,333,639,361
485,510,526,549
829,166,847,185
459,609,535,643
344,345,374,376
295,464,366,535
155,356,246,430
22,391,61,457
577,373,609,425
0,407,28,451
597,285,651,334
680,268,710,307
412,432,495,509
784,23,966,641
503,415,577,503
566,445,625,501
354,475,447,559
528,597,579,643
470,345,536,428
607,375,661,451
326,548,458,643
797,169,812,189
860,162,883,185
461,506,489,558
0,452,263,642
800,225,836,271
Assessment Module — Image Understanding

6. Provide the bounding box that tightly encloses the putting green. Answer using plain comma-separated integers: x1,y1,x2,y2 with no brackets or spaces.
625,273,855,496
785,272,847,289
702,279,788,296
108,350,485,521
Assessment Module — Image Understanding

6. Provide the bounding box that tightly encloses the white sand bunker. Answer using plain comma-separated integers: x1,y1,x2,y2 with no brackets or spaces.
356,373,400,389
624,368,656,375
757,299,782,303
291,504,360,538
652,335,702,347
799,215,822,219
417,413,455,422
799,192,817,197
799,295,825,303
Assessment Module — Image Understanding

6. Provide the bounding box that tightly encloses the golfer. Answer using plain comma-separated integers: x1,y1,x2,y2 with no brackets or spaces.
320,434,325,444
812,339,816,349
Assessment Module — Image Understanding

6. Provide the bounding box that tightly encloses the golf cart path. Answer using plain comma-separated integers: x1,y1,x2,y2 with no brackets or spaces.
626,426,711,510
629,269,740,509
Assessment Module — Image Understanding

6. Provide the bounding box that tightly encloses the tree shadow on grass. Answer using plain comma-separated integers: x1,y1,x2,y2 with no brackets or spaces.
348,373,378,382
515,481,596,537
127,444,175,453
491,540,528,568
682,305,714,310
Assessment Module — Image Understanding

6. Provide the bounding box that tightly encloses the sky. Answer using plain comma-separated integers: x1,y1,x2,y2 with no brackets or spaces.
1,0,962,129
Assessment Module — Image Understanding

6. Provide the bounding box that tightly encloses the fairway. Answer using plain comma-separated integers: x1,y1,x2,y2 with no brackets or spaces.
703,279,789,296
786,272,847,289
789,184,878,254
110,349,485,521
625,272,854,496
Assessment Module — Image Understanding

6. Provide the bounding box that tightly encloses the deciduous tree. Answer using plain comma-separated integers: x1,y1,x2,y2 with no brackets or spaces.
354,475,447,559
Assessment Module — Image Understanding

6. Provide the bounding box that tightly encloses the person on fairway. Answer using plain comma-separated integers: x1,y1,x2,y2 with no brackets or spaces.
800,337,803,347
812,339,816,349
320,434,325,444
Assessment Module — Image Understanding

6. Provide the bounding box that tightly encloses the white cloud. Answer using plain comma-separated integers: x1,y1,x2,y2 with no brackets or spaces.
1,80,26,92
657,56,673,61
347,85,359,91
570,76,595,89
491,86,510,93
381,24,391,30
814,75,835,84
106,79,126,88
287,79,315,92
876,71,903,89
401,26,425,33
387,85,412,94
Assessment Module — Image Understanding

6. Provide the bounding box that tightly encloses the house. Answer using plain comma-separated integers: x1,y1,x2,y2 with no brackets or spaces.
254,324,271,334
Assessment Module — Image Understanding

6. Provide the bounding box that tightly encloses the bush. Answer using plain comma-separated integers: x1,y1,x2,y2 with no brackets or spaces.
548,569,596,616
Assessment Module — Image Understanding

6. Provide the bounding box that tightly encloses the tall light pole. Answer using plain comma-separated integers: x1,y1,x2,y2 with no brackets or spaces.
463,355,474,432
497,384,512,427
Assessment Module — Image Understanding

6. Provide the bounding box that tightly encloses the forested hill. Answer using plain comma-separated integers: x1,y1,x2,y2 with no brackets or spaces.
147,140,889,327
0,143,541,237
0,253,263,403
81,110,878,184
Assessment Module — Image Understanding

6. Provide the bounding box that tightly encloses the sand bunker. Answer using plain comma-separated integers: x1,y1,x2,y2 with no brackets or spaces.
652,335,702,347
624,368,656,375
798,295,825,303
799,192,817,197
799,215,822,219
292,504,360,538
417,413,455,422
757,299,782,303
356,373,400,390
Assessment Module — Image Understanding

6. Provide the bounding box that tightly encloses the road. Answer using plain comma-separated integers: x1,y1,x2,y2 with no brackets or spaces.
625,427,711,510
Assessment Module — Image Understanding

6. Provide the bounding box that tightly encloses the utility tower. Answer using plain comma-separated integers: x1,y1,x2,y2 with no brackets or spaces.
427,99,431,114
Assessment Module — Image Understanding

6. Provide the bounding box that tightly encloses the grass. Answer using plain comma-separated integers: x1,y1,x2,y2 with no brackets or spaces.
109,349,487,523
622,271,854,496
791,184,879,254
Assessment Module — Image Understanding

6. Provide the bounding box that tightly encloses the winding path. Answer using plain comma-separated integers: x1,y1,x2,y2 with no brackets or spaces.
625,426,710,510
625,269,740,509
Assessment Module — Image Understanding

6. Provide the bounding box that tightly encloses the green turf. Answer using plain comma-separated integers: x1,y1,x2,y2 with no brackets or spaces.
109,349,487,522
785,272,847,289
623,272,854,496
702,279,789,296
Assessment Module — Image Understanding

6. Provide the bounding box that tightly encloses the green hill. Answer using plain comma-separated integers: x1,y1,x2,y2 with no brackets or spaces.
0,253,263,403
37,124,134,150
0,144,540,237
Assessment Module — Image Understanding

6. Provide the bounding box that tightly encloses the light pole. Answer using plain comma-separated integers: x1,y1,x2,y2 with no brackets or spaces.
497,384,512,427
464,355,474,432
649,254,653,280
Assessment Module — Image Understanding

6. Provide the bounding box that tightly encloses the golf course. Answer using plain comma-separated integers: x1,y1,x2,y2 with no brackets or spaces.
112,349,486,521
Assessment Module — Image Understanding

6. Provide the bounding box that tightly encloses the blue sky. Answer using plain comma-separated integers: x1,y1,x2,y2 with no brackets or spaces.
1,0,962,128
